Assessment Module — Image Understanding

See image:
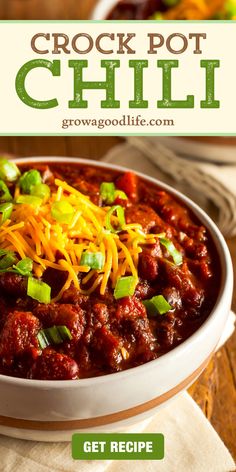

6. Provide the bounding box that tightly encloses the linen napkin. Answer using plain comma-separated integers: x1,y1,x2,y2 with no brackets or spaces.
103,136,236,237
158,137,236,164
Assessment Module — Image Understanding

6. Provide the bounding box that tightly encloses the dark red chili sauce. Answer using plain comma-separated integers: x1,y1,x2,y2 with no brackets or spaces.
107,0,165,20
0,162,220,380
106,0,231,20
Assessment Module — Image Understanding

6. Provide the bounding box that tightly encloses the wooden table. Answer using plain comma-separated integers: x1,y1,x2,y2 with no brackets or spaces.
0,136,235,460
0,1,97,20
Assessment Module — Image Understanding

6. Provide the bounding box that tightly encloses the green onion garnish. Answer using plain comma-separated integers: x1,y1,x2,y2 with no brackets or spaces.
16,195,43,208
37,325,72,349
0,251,17,270
150,11,163,19
51,201,75,224
163,0,179,6
58,325,73,341
143,295,172,316
37,330,50,349
19,169,42,194
159,237,183,266
0,248,14,257
0,202,13,224
0,159,20,182
225,0,236,18
114,190,128,200
80,251,105,270
27,277,51,303
12,257,33,276
30,183,50,202
100,182,116,204
0,180,13,202
100,182,128,205
0,252,33,275
100,183,128,205
105,205,126,233
114,276,138,300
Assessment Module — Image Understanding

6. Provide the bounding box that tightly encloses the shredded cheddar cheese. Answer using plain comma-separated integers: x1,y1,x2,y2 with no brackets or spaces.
0,178,162,300
162,0,226,20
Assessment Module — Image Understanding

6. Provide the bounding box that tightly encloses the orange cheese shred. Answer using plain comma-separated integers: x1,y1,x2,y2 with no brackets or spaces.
0,177,163,300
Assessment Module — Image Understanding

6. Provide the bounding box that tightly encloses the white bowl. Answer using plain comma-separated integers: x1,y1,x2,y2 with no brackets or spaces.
0,157,233,442
91,0,118,19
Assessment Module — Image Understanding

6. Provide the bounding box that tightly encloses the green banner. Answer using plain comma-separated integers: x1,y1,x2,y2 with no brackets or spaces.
72,433,164,461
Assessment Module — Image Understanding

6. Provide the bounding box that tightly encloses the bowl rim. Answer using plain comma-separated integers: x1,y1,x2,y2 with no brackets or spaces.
0,155,233,389
91,0,119,20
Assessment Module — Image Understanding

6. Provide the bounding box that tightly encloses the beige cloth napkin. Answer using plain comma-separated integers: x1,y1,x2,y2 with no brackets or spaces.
103,137,236,238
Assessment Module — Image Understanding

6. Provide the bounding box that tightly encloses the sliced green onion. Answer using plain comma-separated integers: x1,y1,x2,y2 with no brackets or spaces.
45,327,63,344
159,237,183,266
16,195,42,208
0,159,20,182
105,205,126,233
0,253,33,275
114,190,128,200
57,325,73,341
143,295,172,316
114,276,138,300
19,169,42,194
0,180,13,202
55,325,73,342
150,11,163,19
100,182,115,204
0,202,13,224
163,0,179,6
51,201,75,224
80,251,105,270
37,325,72,349
37,331,50,349
156,232,166,238
12,257,33,276
0,248,15,257
30,183,50,202
0,249,16,272
0,252,17,270
27,277,51,303
100,183,128,205
225,0,236,18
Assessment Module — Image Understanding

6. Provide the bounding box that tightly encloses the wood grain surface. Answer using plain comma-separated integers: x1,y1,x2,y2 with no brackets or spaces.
0,0,97,20
0,136,235,460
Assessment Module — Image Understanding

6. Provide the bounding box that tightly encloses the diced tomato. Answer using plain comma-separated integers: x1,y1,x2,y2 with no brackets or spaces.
116,172,138,201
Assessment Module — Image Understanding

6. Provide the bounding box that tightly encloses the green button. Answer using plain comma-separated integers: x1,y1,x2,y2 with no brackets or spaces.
72,433,164,461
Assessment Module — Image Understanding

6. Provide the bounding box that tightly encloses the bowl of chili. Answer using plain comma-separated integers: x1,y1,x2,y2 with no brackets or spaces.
0,157,233,441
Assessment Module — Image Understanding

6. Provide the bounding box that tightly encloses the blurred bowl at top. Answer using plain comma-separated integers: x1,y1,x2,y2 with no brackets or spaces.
91,0,236,20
